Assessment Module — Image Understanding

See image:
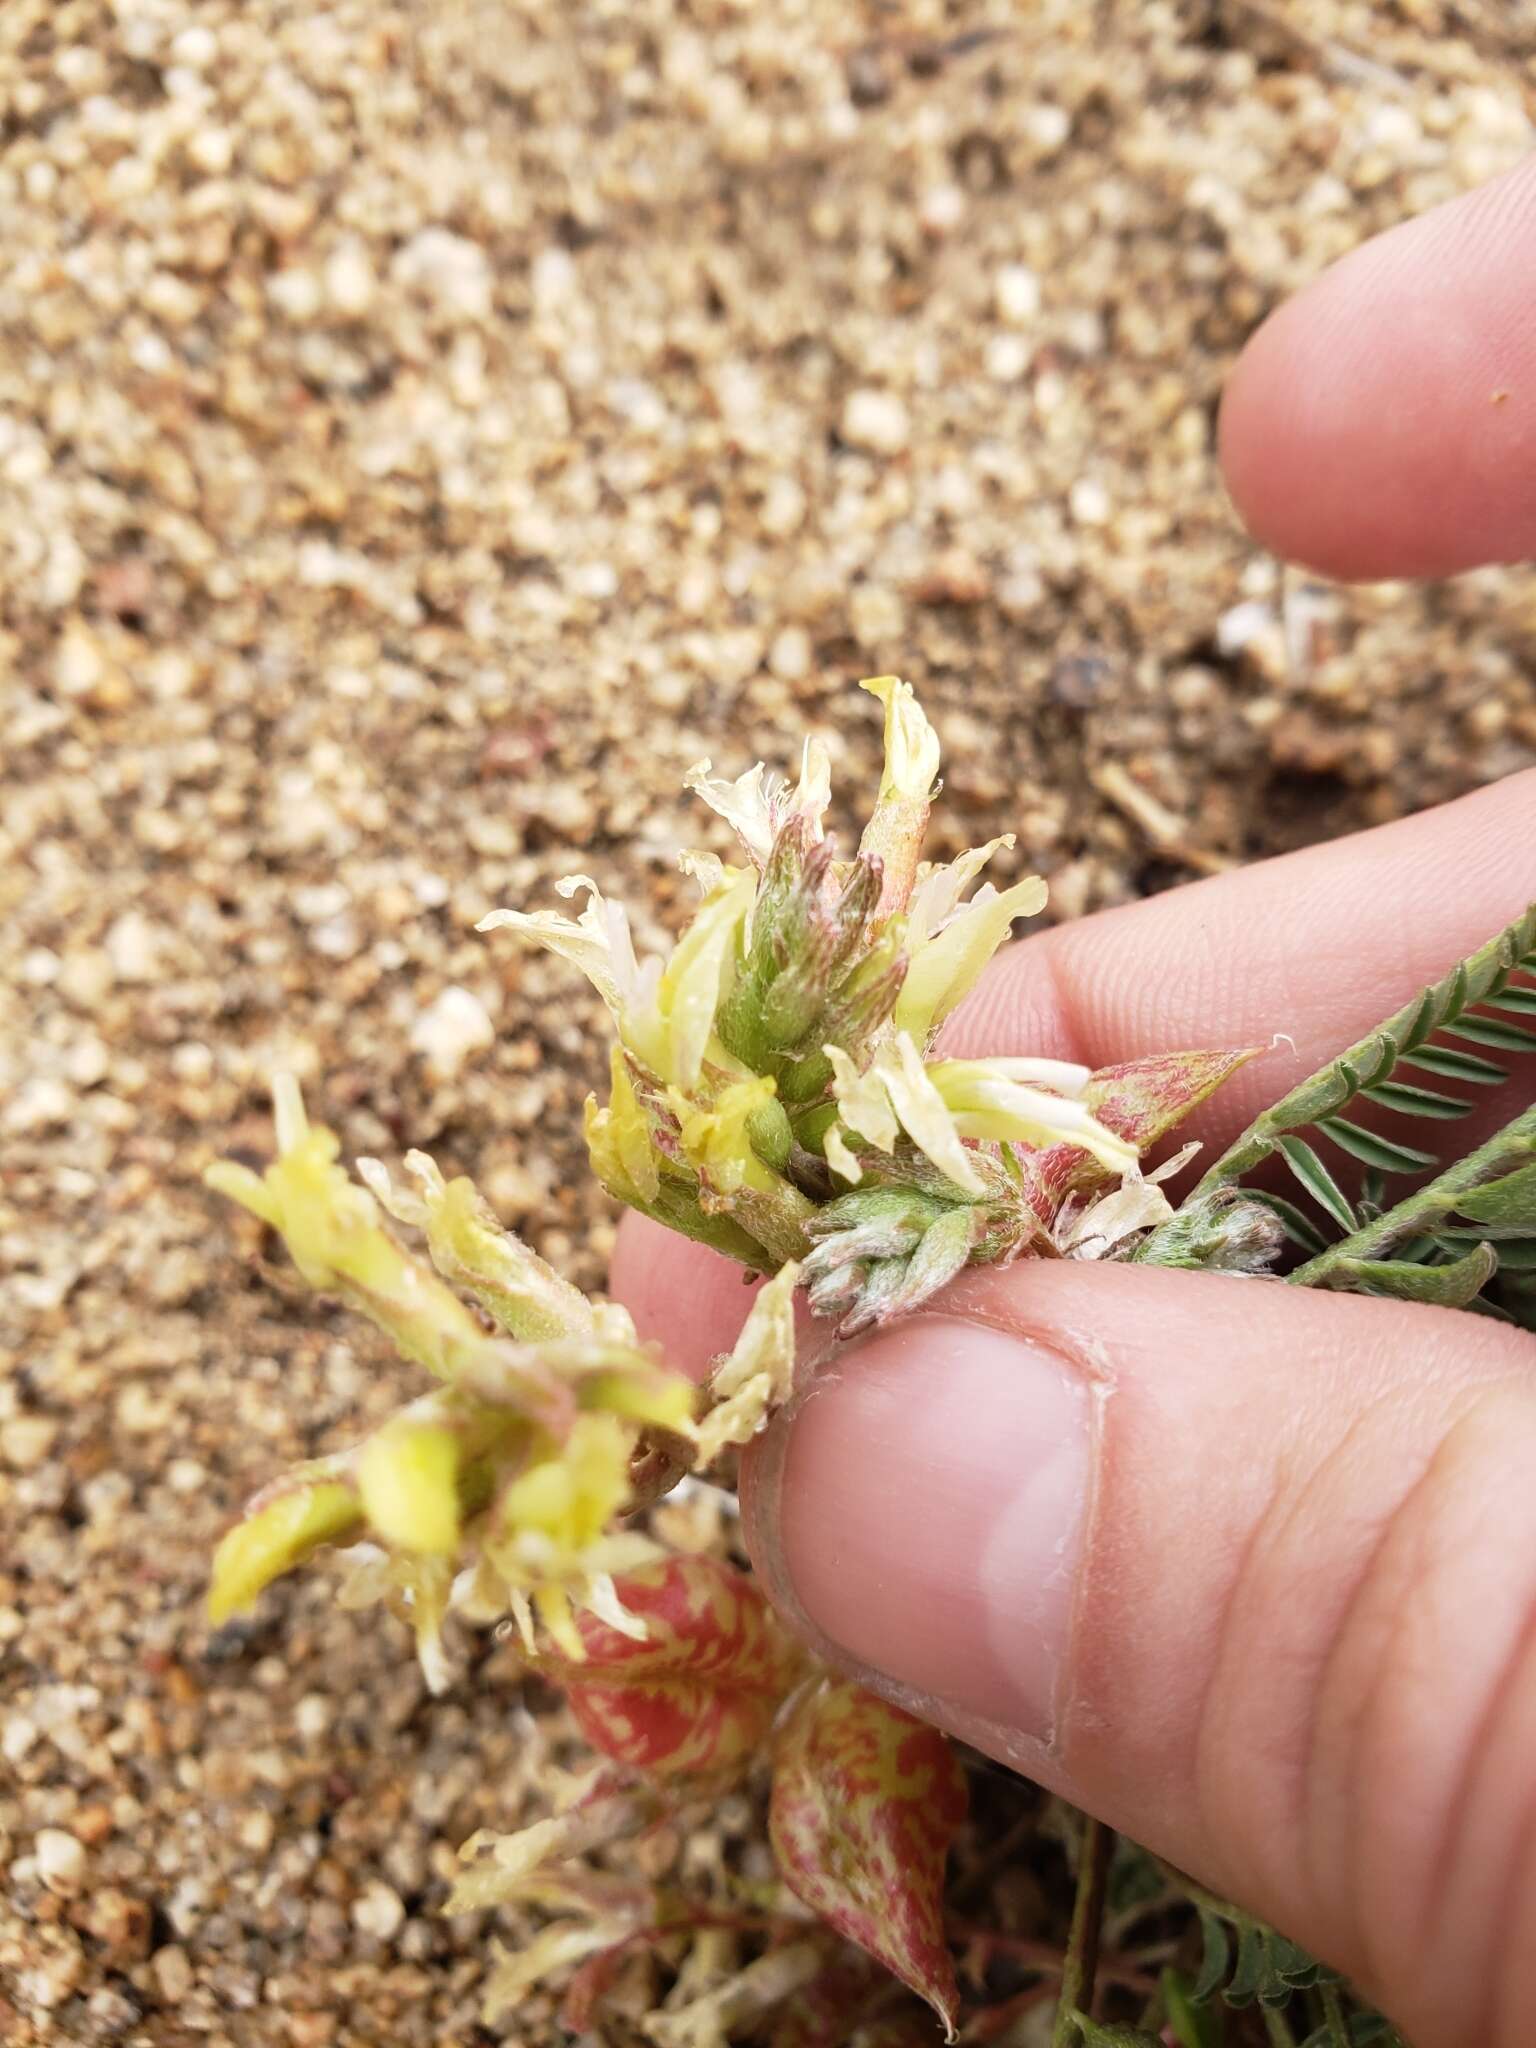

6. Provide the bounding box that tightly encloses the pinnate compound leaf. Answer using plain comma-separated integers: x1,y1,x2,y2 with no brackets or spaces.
539,1556,804,1778
769,1679,967,2039
1329,1242,1497,1309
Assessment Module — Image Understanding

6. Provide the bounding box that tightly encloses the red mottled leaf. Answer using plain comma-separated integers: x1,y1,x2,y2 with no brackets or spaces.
769,1679,967,2040
1085,1049,1258,1152
539,1555,805,1778
1009,1049,1259,1239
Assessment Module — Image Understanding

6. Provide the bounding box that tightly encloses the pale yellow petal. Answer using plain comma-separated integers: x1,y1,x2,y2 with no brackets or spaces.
860,675,940,802
885,1034,987,1195
683,757,776,863
929,1059,1136,1174
825,1043,899,1153
908,833,1015,938
894,872,1049,1045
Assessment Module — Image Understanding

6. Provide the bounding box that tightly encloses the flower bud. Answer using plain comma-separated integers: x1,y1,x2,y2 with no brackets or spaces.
208,1467,362,1624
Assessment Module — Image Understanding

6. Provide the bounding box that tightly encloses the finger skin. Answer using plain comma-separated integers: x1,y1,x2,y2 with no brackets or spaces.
1220,151,1536,580
612,766,1536,1373
741,1265,1536,2048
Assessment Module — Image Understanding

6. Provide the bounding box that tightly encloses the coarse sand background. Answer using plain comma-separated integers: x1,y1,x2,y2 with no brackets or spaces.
4,3,1536,2040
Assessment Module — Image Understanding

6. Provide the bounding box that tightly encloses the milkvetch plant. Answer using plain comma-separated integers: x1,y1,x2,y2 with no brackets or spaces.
206,679,1533,2045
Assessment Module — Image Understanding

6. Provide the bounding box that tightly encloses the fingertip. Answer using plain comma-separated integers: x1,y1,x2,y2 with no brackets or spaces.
608,1212,766,1380
1220,151,1536,579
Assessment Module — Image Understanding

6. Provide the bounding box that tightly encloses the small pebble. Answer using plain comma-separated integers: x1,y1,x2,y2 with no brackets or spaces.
36,1827,88,1898
840,388,910,456
994,263,1042,324
350,1880,406,1942
410,986,496,1077
153,1945,194,2003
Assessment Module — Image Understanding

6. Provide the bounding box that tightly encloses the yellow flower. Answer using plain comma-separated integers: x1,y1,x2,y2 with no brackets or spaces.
894,871,1049,1046
695,1262,800,1463
857,676,941,914
485,1415,662,1659
204,1076,491,1381
358,1149,595,1342
824,1034,987,1195
480,867,756,1092
925,1056,1138,1173
824,1038,1138,1196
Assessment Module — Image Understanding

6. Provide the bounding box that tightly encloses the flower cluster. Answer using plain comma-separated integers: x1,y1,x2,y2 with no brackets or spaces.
205,1078,797,1677
203,679,1259,2040
481,677,1254,1331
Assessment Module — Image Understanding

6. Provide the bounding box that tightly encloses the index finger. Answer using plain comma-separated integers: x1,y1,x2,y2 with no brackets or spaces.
1220,152,1536,580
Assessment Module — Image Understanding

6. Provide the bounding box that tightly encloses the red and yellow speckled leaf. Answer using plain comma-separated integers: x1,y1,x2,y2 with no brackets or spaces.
1010,1048,1260,1239
768,1679,967,2039
540,1555,805,1779
1085,1049,1257,1152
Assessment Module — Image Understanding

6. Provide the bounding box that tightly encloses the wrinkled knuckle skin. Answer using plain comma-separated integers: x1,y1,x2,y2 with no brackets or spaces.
1175,1372,1536,2048
1295,1385,1536,2048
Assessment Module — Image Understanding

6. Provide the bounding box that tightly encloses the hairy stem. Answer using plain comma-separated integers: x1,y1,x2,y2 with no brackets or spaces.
1262,2008,1298,2048
1288,1105,1536,1287
1319,1980,1351,2048
1052,1811,1113,2048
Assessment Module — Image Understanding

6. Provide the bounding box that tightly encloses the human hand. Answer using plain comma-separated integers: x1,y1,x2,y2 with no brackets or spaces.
611,156,1536,2047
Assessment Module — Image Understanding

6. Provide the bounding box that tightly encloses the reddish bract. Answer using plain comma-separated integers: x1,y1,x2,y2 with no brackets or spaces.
1085,1048,1257,1152
769,1678,968,2040
541,1555,804,1778
1013,1047,1258,1240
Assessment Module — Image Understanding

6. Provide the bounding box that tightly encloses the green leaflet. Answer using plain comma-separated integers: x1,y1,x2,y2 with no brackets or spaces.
1441,1013,1536,1054
1357,1079,1471,1120
1397,1041,1507,1086
1190,1903,1334,2011
1324,1243,1498,1310
1274,1137,1355,1233
1453,1161,1536,1229
1312,1118,1437,1177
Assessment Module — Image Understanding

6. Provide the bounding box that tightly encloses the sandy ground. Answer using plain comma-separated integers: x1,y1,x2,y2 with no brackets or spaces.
3,2,1535,2041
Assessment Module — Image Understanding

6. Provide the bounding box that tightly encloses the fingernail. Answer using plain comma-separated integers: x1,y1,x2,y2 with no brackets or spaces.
742,1315,1092,1755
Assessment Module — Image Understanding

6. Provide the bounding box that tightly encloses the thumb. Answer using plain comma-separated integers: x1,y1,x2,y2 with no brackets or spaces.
740,1261,1536,2048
